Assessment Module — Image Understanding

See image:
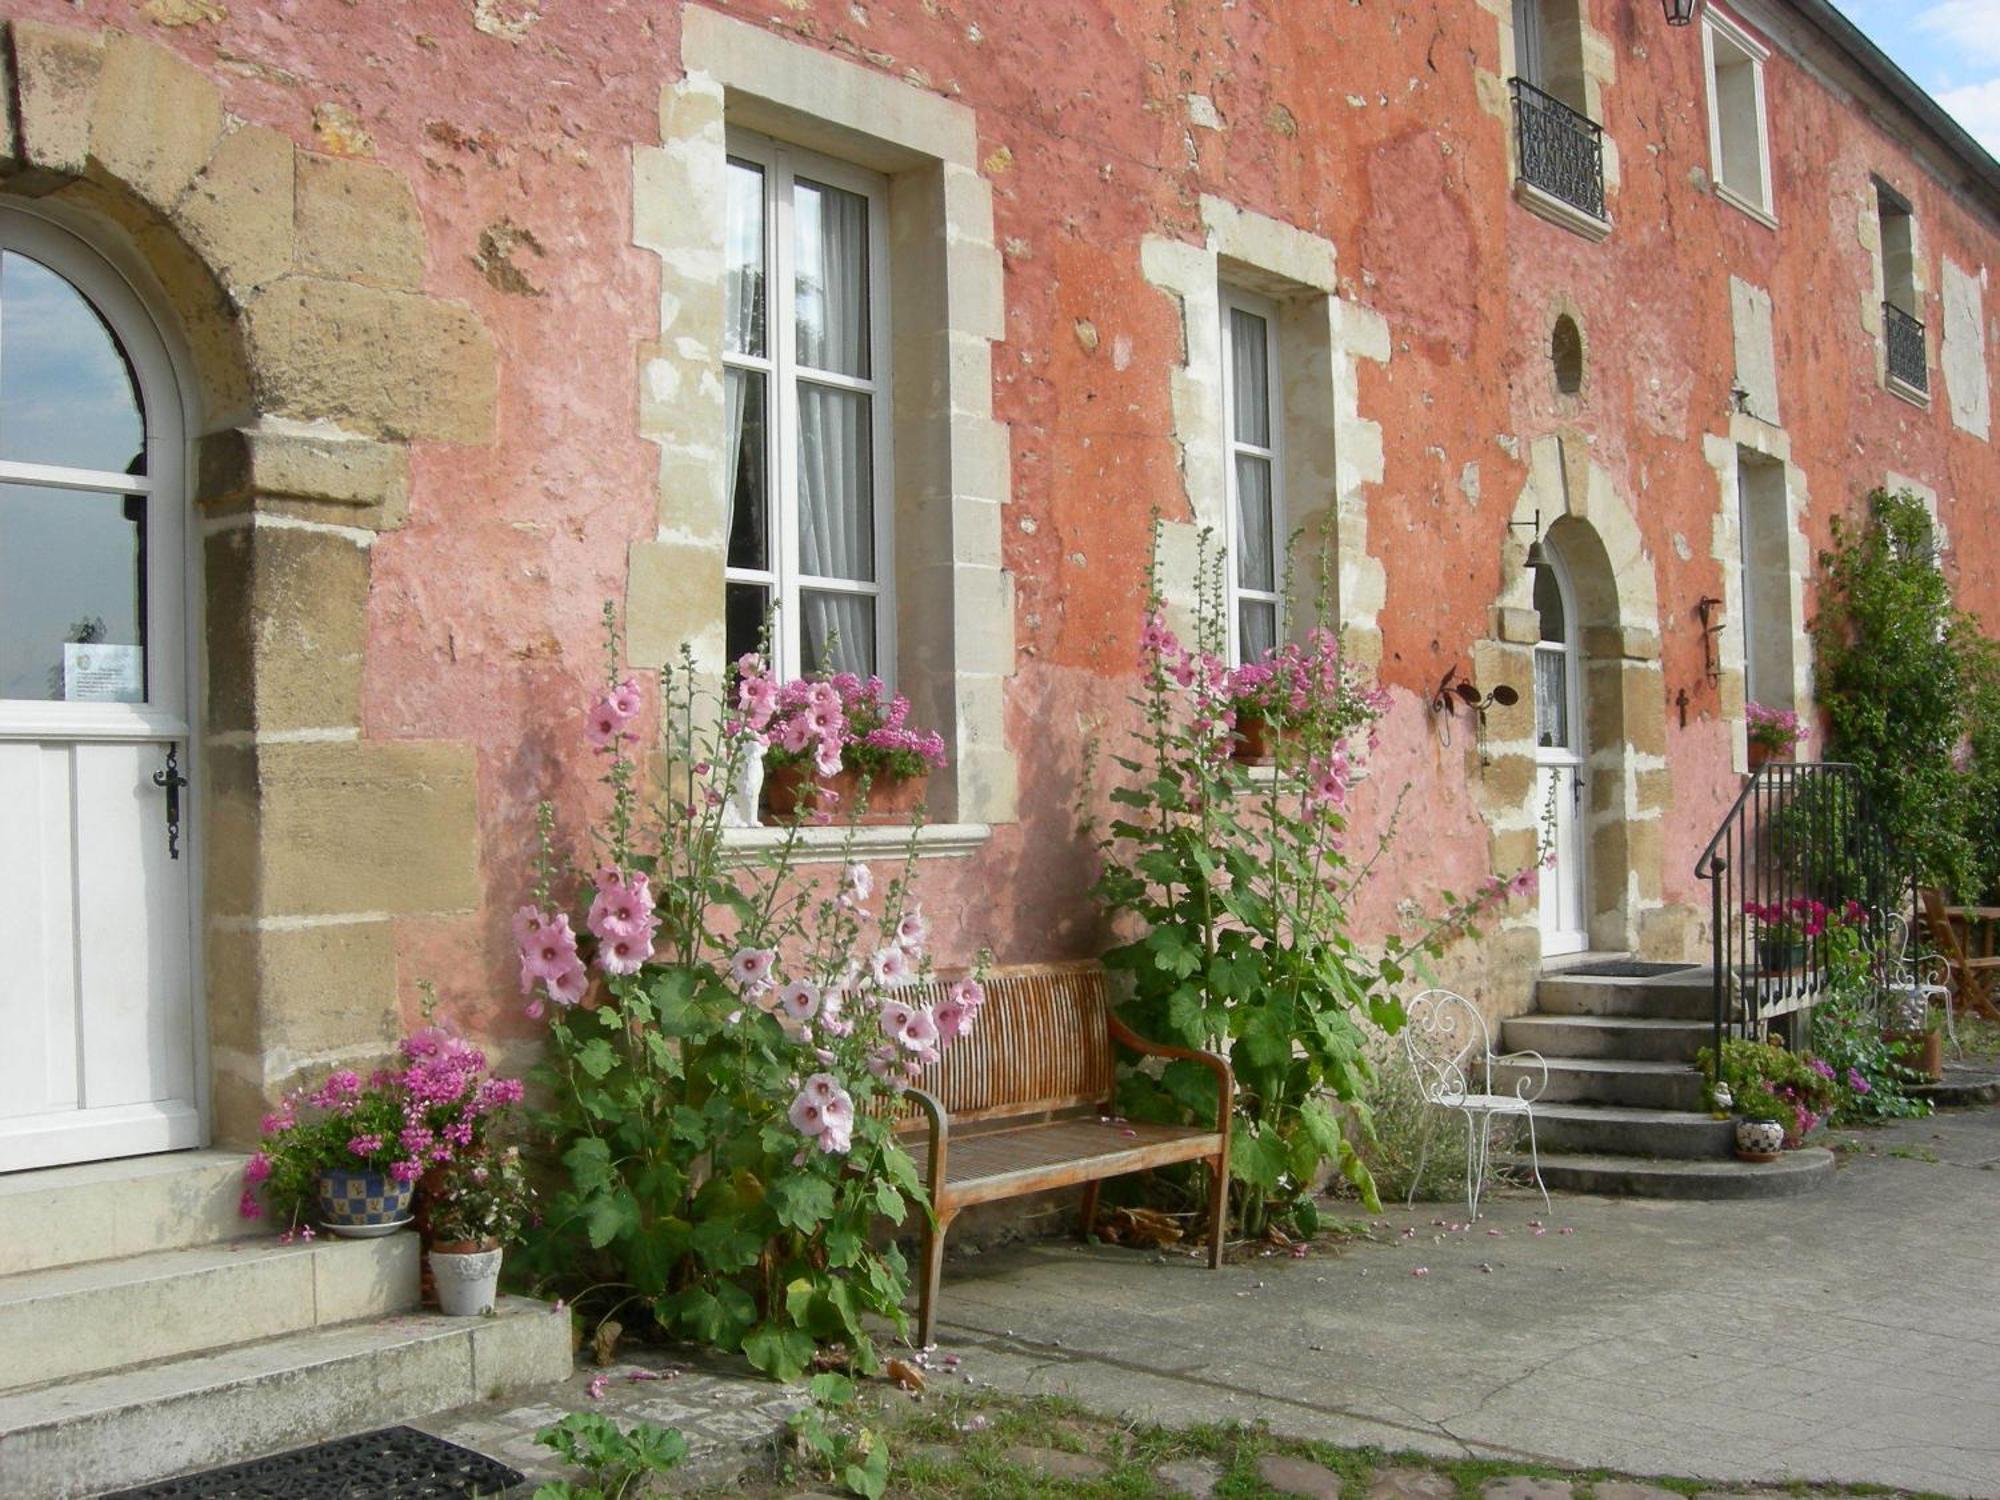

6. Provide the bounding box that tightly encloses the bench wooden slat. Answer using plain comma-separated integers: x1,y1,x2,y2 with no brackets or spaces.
910,1118,1224,1209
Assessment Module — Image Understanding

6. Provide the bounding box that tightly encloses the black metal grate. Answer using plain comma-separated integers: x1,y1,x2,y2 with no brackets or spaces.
99,1426,525,1500
1511,76,1606,222
1883,301,1927,392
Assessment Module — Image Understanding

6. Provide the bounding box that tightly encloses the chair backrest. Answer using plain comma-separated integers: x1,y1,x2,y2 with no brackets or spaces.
902,961,1117,1125
1919,886,1968,967
1403,989,1491,1104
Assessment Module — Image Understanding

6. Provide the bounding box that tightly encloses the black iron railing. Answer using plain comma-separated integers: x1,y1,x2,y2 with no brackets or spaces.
1511,77,1606,223
1694,761,1906,1075
1884,302,1927,392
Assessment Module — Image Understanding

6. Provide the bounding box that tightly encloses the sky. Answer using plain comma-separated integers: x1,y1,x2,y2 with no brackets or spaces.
1830,0,2000,159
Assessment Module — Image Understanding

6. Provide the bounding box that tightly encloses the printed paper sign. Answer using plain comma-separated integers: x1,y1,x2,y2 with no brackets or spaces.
63,643,144,703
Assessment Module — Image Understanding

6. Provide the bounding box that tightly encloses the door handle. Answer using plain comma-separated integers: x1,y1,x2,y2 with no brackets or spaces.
153,744,188,860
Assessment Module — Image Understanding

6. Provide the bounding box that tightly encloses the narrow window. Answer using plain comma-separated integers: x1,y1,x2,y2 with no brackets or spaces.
1876,181,1926,395
1220,289,1282,664
1551,314,1584,395
1703,10,1773,220
722,134,893,680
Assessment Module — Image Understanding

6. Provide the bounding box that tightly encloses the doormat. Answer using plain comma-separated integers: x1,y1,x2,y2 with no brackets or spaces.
98,1426,525,1499
1556,960,1700,978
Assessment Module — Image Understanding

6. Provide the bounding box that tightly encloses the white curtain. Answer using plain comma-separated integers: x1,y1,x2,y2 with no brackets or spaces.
724,160,763,358
1229,307,1269,447
1235,454,1275,593
795,180,869,377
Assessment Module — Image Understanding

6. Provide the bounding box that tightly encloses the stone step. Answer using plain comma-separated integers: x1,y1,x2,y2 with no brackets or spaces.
1533,972,1714,1020
0,1151,256,1278
0,1296,572,1500
1495,1055,1706,1110
0,1233,419,1394
1494,1055,1706,1110
1524,1148,1836,1200
1501,1014,1712,1063
1530,1103,1734,1159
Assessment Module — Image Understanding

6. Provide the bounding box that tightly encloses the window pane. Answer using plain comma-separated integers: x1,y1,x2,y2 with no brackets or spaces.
0,482,146,702
725,367,769,571
725,159,766,358
795,178,871,378
0,252,146,476
1235,454,1276,592
726,581,769,669
1239,600,1278,664
1534,647,1569,750
1228,306,1270,448
801,590,876,678
1533,560,1565,643
796,383,874,583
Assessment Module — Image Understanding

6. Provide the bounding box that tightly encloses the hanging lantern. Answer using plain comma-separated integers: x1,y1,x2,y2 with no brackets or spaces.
1663,0,1699,24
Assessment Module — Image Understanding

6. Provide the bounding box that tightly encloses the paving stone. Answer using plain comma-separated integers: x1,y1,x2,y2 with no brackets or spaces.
1005,1443,1113,1481
1593,1486,1680,1500
1258,1453,1345,1498
1156,1455,1224,1498
1369,1465,1459,1500
1482,1480,1575,1500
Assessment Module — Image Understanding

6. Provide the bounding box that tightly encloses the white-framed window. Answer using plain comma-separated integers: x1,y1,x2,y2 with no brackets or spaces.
1219,287,1283,663
722,131,894,682
1702,7,1774,223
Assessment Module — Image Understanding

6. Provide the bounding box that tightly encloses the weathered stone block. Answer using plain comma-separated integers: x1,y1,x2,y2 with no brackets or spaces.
197,420,409,528
245,278,496,443
206,918,398,1067
626,537,726,674
11,20,104,177
203,523,368,736
90,31,223,210
254,741,482,916
175,124,296,298
294,151,426,289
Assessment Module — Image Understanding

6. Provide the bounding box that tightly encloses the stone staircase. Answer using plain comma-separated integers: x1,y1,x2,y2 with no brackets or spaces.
0,1151,572,1499
1495,959,1835,1199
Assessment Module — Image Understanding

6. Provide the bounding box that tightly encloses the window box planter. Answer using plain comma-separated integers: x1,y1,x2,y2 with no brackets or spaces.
761,764,927,825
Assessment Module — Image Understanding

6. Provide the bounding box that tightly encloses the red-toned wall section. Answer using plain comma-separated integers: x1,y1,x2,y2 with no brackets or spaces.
16,2,1997,1041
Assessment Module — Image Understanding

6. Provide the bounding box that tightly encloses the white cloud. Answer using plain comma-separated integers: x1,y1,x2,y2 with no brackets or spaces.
1935,77,2000,156
1918,0,2000,69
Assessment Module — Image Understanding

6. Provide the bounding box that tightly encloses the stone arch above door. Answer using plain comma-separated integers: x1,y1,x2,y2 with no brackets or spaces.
2,20,498,1147
1475,434,1677,960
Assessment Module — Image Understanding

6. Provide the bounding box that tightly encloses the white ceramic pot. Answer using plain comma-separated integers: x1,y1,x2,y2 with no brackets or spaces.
429,1246,503,1316
1734,1118,1785,1162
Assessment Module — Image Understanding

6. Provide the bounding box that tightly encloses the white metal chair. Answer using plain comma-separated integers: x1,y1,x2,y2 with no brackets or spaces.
1874,908,1956,1054
1402,989,1550,1218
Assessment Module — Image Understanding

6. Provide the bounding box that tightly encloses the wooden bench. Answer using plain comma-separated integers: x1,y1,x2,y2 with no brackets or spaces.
896,961,1232,1349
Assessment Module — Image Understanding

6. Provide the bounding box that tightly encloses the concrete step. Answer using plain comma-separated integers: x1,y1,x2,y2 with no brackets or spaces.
1533,971,1714,1020
0,1151,255,1277
1531,1103,1734,1159
1501,1014,1712,1063
0,1296,572,1500
1524,1148,1836,1200
0,1233,419,1394
1495,1055,1706,1110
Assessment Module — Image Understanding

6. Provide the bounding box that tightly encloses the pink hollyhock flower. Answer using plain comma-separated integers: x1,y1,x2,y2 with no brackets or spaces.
738,674,779,729
522,914,581,982
511,904,554,948
588,871,654,943
819,985,852,1037
546,961,590,1008
778,980,821,1023
899,1006,941,1054
871,946,913,989
844,863,874,902
895,907,928,951
789,1090,828,1137
1139,611,1180,661
730,947,776,987
776,716,815,754
584,696,629,748
879,999,915,1042
814,735,844,778
597,931,652,976
865,1044,901,1082
609,676,643,721
936,979,986,1046
1508,866,1539,898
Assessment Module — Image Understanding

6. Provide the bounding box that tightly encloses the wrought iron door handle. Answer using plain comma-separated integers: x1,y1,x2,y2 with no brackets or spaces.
153,744,188,860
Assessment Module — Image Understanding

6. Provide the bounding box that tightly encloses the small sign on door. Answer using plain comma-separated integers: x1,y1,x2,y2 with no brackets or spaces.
63,642,144,703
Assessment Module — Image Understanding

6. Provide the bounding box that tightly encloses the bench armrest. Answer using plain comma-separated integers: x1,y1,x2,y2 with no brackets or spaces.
905,1086,950,1210
1106,1014,1235,1112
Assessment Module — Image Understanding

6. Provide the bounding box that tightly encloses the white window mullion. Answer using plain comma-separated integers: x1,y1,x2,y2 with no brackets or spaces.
772,151,804,684
866,154,896,693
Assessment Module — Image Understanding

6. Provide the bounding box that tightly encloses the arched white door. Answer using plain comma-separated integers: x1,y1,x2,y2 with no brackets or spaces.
0,208,197,1172
1533,546,1588,956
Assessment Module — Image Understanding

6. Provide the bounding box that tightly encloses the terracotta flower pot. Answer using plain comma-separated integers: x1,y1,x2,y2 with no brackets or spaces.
1748,740,1777,771
760,763,926,825
1883,1027,1945,1081
1231,711,1292,766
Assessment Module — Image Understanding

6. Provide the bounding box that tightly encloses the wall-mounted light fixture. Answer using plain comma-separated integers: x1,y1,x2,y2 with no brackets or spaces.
1431,663,1521,763
1509,508,1549,569
1663,0,1700,26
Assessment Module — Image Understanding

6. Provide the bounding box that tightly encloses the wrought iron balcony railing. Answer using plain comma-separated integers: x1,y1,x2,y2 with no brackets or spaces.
1883,301,1927,393
1511,77,1605,224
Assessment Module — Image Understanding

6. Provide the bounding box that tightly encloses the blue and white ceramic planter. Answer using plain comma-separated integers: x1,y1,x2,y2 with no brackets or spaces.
316,1167,416,1238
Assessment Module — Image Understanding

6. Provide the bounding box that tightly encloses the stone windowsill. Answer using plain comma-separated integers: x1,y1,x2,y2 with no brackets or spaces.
719,822,991,865
1513,178,1612,243
1714,181,1778,231
1885,371,1932,409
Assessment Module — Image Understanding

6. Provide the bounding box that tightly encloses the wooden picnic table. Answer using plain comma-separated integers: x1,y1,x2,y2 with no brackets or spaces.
1944,905,2000,959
